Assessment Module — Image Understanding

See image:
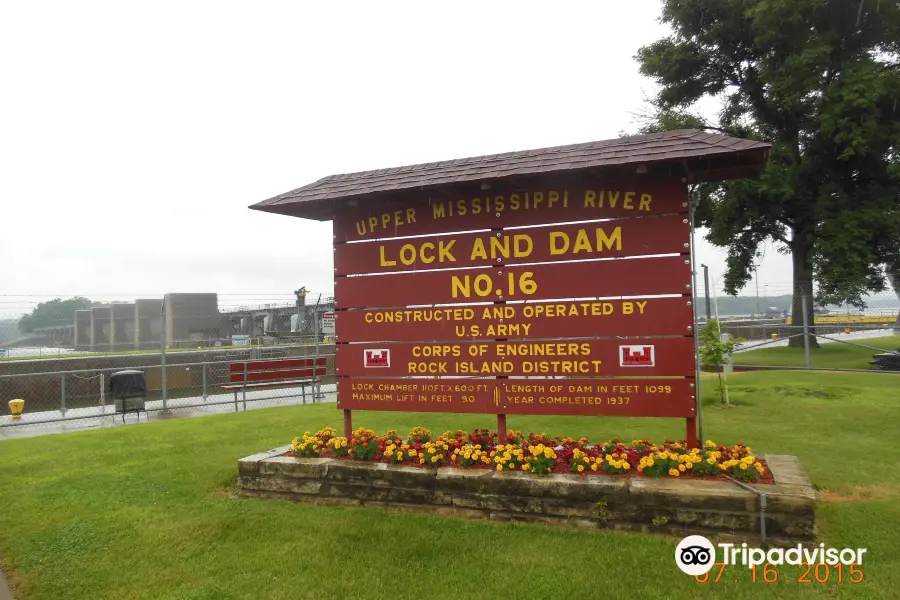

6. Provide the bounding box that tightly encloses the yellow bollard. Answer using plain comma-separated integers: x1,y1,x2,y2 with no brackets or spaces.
844,328,851,334
8,399,24,420
770,333,777,340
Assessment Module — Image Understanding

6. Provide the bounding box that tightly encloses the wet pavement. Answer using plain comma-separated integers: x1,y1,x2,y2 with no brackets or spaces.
0,385,336,440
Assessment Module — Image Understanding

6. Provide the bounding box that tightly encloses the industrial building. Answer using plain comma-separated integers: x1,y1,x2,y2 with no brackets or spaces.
25,291,333,352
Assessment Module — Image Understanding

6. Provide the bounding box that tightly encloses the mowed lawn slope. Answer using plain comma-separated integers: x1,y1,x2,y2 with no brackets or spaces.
0,371,898,600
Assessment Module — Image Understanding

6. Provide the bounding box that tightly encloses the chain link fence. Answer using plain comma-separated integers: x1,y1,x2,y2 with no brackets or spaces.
0,336,335,434
696,288,900,373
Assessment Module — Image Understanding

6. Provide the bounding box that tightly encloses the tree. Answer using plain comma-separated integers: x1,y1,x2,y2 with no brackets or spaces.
699,319,743,405
636,0,900,347
17,297,94,333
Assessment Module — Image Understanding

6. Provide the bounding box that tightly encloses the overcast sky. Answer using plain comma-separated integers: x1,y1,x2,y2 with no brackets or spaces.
0,1,793,319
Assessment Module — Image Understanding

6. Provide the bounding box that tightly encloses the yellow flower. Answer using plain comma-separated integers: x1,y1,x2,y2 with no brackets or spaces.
496,464,503,471
740,463,748,470
668,468,679,477
522,463,530,471
678,464,686,472
577,464,585,473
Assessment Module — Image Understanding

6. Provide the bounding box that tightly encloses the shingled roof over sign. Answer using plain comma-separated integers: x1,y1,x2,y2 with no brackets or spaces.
250,129,771,220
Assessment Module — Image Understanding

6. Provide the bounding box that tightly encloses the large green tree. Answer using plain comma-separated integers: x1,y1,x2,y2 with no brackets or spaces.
18,297,94,333
637,0,900,346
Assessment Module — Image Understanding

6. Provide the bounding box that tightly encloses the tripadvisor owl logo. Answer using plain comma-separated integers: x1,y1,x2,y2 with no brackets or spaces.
675,535,716,576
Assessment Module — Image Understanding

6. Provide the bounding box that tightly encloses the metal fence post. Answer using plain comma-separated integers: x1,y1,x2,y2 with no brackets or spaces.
689,191,703,448
202,362,208,401
160,301,170,415
313,309,320,403
801,294,812,369
241,361,247,412
60,374,67,417
100,373,105,411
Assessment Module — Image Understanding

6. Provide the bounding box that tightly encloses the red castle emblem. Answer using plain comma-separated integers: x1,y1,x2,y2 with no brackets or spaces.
364,349,391,368
619,345,655,367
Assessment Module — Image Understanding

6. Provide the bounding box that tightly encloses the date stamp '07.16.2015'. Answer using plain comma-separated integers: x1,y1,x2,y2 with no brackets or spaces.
675,535,866,585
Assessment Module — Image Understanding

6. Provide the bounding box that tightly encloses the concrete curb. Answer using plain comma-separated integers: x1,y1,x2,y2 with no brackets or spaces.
0,560,15,600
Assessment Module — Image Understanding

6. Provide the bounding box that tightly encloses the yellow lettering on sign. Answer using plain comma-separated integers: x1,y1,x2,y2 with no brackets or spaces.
548,190,560,208
379,246,396,267
490,236,510,260
604,190,620,208
572,229,592,254
548,227,622,256
550,231,569,255
420,242,435,264
439,240,456,262
470,239,487,260
514,234,532,257
399,244,416,265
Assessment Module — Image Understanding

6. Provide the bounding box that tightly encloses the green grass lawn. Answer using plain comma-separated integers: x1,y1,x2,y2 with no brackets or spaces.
1,371,898,599
735,335,900,370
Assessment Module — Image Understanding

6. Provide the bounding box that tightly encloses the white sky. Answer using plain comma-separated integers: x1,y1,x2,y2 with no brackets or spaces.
0,1,793,319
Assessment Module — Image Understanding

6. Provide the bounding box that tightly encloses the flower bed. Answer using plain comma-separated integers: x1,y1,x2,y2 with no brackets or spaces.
287,427,773,484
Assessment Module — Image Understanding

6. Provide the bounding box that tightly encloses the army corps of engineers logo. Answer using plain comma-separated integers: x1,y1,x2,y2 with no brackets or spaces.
675,535,716,576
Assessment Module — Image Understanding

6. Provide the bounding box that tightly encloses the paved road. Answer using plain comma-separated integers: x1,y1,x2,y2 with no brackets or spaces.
0,565,12,600
0,384,337,440
734,328,896,353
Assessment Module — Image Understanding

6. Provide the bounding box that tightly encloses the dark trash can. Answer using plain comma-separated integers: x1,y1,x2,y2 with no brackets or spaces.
109,370,147,422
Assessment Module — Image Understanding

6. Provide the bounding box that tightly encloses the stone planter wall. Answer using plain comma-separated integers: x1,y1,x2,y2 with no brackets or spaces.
238,449,815,544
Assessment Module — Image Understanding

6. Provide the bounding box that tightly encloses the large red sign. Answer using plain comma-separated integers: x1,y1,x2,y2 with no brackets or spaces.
335,256,691,309
336,338,694,377
333,182,688,242
334,297,693,342
337,377,695,418
335,214,689,275
331,175,697,443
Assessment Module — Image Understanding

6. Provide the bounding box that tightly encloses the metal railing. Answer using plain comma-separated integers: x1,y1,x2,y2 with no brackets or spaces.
0,339,336,431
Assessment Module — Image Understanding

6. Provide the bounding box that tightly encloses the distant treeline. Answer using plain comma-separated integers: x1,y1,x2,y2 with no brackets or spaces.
17,297,95,333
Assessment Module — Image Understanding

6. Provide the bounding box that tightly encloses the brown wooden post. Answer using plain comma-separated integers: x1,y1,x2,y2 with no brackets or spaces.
497,414,507,442
343,409,353,439
685,417,698,449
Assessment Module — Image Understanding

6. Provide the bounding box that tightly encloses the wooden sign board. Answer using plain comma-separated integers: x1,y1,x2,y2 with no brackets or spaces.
336,337,695,377
333,183,688,242
337,378,695,418
335,214,689,275
332,177,698,445
335,256,691,309
335,297,693,342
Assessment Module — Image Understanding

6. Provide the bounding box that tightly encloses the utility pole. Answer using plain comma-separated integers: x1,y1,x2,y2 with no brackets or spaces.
754,265,761,318
294,286,307,335
701,264,711,321
159,298,170,415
